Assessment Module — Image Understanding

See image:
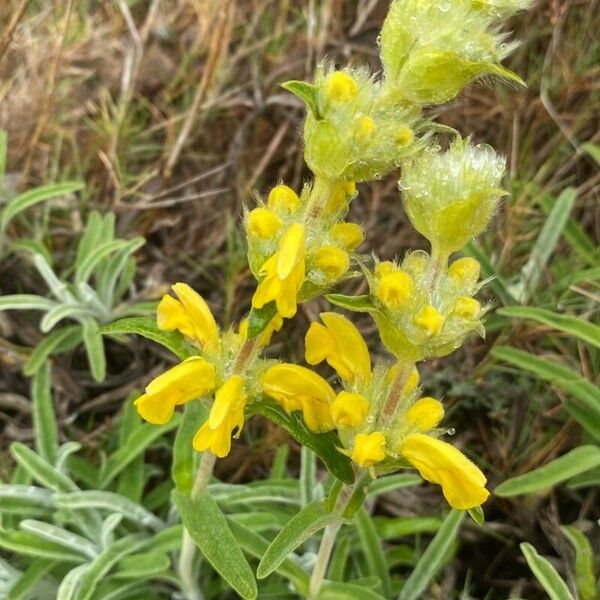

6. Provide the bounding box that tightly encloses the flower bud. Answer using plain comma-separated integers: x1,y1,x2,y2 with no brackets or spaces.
351,432,386,467
247,207,282,239
325,181,356,214
356,115,376,142
324,71,358,103
314,246,350,281
414,305,445,336
396,126,415,147
405,397,444,432
332,392,370,428
376,270,414,310
329,222,364,251
268,184,301,213
448,257,480,288
453,296,480,320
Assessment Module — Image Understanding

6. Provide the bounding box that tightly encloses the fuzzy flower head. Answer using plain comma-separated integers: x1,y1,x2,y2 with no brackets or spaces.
135,283,280,458
401,138,507,257
301,312,489,509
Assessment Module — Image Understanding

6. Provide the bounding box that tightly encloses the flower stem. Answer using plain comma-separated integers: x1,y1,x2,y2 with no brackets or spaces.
179,451,217,600
378,359,415,427
303,175,336,222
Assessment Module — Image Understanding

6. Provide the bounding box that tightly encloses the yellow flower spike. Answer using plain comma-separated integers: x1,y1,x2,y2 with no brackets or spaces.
453,296,481,320
351,432,386,467
399,433,490,509
356,115,376,142
305,312,371,385
157,283,219,350
375,261,395,278
247,207,283,239
135,357,216,425
396,126,415,147
331,391,370,428
314,246,350,281
267,184,301,213
328,222,364,252
193,375,246,458
448,257,481,287
415,305,445,336
376,270,414,309
252,223,306,318
405,397,444,432
324,71,358,103
262,363,336,432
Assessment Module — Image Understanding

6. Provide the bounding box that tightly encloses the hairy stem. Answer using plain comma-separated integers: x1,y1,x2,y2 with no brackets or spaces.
378,359,415,427
179,451,217,600
303,175,336,222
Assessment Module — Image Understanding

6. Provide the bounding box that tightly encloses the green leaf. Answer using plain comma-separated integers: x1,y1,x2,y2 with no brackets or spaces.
81,318,106,382
582,142,600,166
249,398,354,484
319,581,387,599
561,526,596,600
467,506,484,527
367,473,421,497
398,510,464,600
247,301,278,338
6,559,55,600
281,80,320,115
257,500,336,579
57,565,89,600
31,361,58,464
19,520,97,560
100,415,180,488
0,529,85,563
520,542,574,600
39,304,94,333
0,294,56,312
512,187,577,302
374,516,442,540
24,325,82,376
173,490,257,600
495,446,600,496
498,306,600,350
100,317,191,360
326,294,380,314
356,508,391,597
113,552,170,579
491,346,600,426
75,239,132,285
0,181,84,233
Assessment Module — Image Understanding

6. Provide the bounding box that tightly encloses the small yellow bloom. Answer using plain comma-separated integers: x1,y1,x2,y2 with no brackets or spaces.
157,283,219,350
135,357,216,425
331,392,370,428
193,375,246,458
262,363,335,432
305,312,371,385
375,261,395,278
453,296,480,320
328,222,364,251
324,71,358,103
356,115,376,142
247,207,282,239
238,313,284,347
326,181,356,214
415,305,445,336
399,433,489,509
252,224,305,318
267,185,301,213
448,257,480,287
314,245,350,281
405,397,444,432
376,270,414,309
351,432,386,467
396,126,415,147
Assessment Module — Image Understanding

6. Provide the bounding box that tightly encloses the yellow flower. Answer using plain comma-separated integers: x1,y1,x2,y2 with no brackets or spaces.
405,397,444,432
262,363,335,432
448,257,480,287
247,207,283,239
252,223,306,318
325,181,356,214
375,261,395,277
376,270,414,309
324,72,358,103
415,305,445,336
193,375,246,458
356,115,376,142
453,296,480,320
157,283,219,350
328,222,364,251
396,126,415,147
313,245,350,281
351,432,386,467
399,433,489,509
267,184,301,213
135,356,216,425
305,312,371,385
331,391,370,428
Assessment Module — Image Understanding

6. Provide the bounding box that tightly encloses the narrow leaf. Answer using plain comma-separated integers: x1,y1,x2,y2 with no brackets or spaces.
561,526,595,600
356,508,392,597
31,361,58,464
326,294,380,314
81,318,106,382
24,326,82,376
520,542,574,600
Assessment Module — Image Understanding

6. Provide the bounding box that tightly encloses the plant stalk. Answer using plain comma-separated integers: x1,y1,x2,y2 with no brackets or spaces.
179,450,217,600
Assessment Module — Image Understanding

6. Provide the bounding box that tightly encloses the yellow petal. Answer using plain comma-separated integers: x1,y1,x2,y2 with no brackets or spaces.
331,392,370,428
135,357,216,424
305,313,371,385
414,305,445,336
267,185,301,213
193,421,234,458
405,397,444,432
453,296,480,320
328,222,364,251
375,261,395,278
313,246,349,281
276,223,305,279
209,375,246,429
355,115,376,142
399,433,489,509
376,270,414,309
262,363,335,432
448,257,480,287
247,207,282,239
351,432,386,467
396,126,414,147
324,71,359,103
